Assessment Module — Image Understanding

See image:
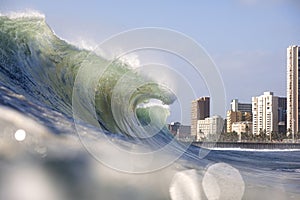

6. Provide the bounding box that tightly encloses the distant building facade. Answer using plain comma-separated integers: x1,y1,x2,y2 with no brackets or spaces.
278,97,287,133
252,92,279,135
287,45,300,137
232,121,252,135
226,99,252,133
168,122,192,141
197,115,224,141
226,110,242,133
231,99,252,113
242,112,252,122
191,97,210,137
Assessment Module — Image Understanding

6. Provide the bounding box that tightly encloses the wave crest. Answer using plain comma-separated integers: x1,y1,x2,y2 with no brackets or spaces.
0,14,175,138
0,10,45,19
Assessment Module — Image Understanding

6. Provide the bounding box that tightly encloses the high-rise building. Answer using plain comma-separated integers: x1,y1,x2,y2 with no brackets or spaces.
191,97,210,136
252,92,278,135
231,99,252,113
287,45,300,137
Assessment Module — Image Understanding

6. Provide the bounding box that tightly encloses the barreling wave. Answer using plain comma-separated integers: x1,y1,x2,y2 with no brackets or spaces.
0,13,176,138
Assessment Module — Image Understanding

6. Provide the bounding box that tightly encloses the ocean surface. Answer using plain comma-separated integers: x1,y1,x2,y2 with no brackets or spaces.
0,12,300,200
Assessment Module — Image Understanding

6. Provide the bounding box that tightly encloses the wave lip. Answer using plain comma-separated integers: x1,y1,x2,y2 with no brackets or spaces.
0,10,45,19
0,12,175,139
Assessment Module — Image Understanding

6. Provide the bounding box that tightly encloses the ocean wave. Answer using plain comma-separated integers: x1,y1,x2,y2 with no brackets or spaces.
0,13,175,139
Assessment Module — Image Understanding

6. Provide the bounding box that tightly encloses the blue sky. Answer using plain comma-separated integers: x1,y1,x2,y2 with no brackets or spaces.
1,0,300,120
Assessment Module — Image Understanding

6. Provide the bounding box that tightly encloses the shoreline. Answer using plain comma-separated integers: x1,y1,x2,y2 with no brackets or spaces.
192,141,300,150
201,147,300,152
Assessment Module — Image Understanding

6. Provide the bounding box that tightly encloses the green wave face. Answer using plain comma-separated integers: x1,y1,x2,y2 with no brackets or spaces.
0,15,176,136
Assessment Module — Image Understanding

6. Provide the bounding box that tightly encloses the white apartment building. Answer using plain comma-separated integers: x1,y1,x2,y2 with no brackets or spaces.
232,121,252,135
252,92,278,135
287,45,300,137
197,115,224,141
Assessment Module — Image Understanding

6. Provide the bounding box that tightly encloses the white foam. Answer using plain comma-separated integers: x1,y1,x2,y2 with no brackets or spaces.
1,10,45,19
137,99,170,109
67,38,98,51
118,53,140,69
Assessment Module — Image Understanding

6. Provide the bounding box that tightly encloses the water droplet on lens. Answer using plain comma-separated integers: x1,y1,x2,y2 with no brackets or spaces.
14,129,26,142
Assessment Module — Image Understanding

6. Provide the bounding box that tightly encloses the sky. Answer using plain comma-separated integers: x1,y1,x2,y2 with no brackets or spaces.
1,0,300,122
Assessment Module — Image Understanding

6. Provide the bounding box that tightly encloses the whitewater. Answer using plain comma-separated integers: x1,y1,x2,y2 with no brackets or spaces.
0,12,300,200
